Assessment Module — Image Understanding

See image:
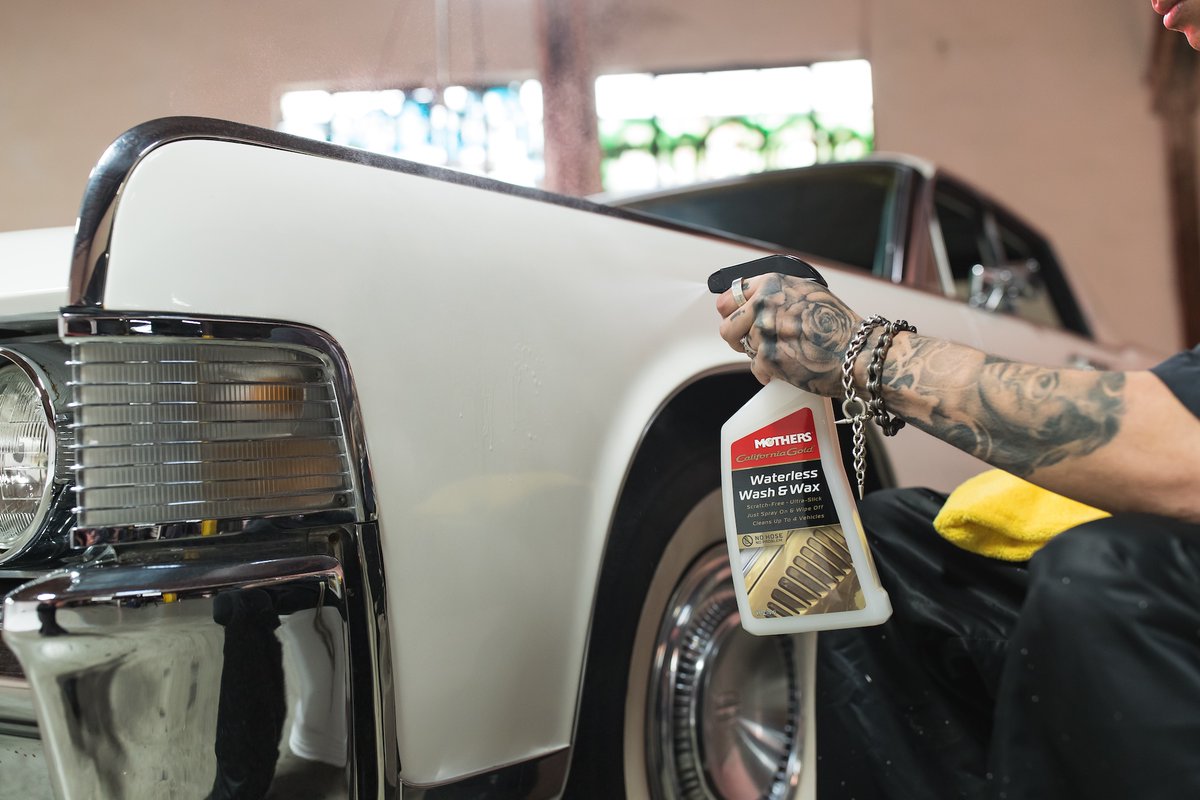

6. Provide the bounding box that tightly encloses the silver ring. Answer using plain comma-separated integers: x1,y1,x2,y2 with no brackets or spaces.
731,277,748,307
740,335,755,358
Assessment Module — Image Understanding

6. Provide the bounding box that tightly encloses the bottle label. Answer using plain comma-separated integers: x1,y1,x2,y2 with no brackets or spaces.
729,408,864,620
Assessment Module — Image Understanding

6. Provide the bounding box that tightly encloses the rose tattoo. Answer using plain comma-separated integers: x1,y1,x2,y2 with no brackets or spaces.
795,290,856,370
751,275,862,395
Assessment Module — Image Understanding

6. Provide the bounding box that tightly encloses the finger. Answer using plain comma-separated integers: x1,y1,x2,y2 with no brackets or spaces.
715,289,737,318
713,274,764,317
738,328,758,357
740,274,764,299
749,357,773,386
718,304,756,351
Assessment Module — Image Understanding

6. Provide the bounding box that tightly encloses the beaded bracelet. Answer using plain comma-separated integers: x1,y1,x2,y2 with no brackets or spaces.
837,316,887,499
865,319,917,436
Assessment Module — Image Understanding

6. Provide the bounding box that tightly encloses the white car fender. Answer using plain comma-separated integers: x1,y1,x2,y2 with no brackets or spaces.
99,137,773,783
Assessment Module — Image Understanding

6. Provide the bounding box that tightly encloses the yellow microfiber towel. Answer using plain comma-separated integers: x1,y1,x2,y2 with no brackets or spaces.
933,469,1110,561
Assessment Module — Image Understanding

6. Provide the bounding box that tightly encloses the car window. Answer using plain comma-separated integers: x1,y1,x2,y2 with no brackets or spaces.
932,178,1091,337
933,184,995,296
617,164,911,278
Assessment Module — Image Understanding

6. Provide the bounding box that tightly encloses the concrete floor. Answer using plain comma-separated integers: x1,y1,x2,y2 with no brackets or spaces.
0,733,54,800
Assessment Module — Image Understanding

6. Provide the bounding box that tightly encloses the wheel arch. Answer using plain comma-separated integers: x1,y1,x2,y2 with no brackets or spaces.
564,369,894,794
561,369,892,796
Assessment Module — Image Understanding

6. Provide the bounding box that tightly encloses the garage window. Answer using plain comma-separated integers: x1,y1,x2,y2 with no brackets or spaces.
276,60,874,194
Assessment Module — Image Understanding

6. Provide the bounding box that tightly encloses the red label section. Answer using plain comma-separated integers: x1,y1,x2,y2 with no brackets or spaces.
730,407,822,470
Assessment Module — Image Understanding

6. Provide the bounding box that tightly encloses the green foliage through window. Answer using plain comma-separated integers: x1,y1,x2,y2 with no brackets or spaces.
277,60,874,193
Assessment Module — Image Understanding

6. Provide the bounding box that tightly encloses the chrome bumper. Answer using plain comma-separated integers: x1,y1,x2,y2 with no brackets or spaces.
1,523,395,800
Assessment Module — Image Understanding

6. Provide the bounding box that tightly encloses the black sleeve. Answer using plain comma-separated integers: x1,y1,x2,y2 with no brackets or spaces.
1150,345,1200,419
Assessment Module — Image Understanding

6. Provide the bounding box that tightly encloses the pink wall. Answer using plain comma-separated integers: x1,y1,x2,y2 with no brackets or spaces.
0,0,1182,348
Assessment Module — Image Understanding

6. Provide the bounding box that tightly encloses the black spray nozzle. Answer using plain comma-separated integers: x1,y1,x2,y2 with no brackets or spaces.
707,254,827,294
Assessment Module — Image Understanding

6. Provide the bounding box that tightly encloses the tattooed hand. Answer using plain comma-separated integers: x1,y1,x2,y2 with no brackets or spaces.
716,273,863,396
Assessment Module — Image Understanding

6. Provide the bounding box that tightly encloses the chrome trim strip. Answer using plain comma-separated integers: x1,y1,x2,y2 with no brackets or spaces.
68,116,793,309
75,490,356,513
350,521,400,797
71,434,346,451
61,311,377,545
10,552,341,598
74,473,354,492
70,511,357,548
71,453,344,469
401,747,570,799
887,166,916,284
927,191,958,298
0,345,65,429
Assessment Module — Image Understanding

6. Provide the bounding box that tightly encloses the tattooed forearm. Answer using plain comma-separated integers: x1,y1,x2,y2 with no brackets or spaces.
877,335,1126,477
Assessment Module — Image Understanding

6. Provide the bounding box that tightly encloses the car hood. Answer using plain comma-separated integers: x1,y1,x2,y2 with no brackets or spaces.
0,226,73,319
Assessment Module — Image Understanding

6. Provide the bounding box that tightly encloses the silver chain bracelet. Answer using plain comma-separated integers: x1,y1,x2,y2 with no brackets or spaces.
836,316,886,499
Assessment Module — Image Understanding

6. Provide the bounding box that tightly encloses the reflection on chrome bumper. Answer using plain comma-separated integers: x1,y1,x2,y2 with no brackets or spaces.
0,676,37,738
0,515,571,800
1,525,391,799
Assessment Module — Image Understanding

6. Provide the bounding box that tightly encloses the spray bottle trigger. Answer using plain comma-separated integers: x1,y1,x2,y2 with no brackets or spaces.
707,254,827,294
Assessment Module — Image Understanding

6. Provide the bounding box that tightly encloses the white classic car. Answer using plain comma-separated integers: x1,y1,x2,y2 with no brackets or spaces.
0,118,1150,800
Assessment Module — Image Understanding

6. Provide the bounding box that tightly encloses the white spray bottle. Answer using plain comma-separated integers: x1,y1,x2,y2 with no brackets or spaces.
711,255,891,635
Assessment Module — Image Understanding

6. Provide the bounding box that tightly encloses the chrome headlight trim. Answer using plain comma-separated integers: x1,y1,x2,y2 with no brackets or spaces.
0,342,74,566
61,310,376,547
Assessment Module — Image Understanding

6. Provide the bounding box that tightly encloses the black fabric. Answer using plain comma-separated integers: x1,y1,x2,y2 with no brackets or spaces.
990,513,1200,799
816,488,1200,800
1150,344,1200,417
816,488,1026,800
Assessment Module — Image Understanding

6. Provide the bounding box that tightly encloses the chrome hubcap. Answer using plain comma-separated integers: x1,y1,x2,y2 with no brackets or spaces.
647,545,802,799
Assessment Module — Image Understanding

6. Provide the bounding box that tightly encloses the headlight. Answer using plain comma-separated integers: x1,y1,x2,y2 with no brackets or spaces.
0,365,54,548
0,344,72,565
